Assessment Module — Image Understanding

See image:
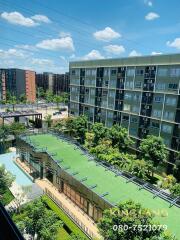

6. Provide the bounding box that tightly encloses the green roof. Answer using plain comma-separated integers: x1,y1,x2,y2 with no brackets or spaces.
27,133,180,238
69,53,180,68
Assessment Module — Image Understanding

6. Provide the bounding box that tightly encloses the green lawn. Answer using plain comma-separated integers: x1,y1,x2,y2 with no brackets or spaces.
42,195,88,239
1,188,14,205
26,134,180,239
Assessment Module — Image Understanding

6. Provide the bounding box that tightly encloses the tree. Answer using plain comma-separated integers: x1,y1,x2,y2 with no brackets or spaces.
160,175,176,190
92,123,108,145
54,95,62,109
108,124,134,152
44,114,53,128
72,115,88,144
139,135,168,171
98,200,175,240
8,122,26,136
19,94,27,104
0,165,15,194
84,132,95,149
14,198,62,240
45,90,54,103
170,183,180,197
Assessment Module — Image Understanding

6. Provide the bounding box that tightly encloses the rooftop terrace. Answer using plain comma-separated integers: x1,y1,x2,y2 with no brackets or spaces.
22,133,180,238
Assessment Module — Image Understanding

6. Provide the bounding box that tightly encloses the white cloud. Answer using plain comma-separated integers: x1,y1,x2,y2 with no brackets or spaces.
59,31,71,37
31,14,51,23
0,48,26,58
83,50,104,60
144,0,153,7
167,38,180,49
15,44,37,51
151,51,162,55
93,27,121,42
145,12,160,20
104,44,125,55
31,58,53,66
36,37,75,51
69,54,76,59
129,50,142,57
1,11,38,27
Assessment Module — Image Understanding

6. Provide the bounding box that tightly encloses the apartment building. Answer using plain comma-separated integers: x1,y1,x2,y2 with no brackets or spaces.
0,69,6,101
69,54,180,167
36,72,69,94
0,68,36,102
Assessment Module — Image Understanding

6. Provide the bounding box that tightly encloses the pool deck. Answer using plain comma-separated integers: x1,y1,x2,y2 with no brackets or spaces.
23,133,180,238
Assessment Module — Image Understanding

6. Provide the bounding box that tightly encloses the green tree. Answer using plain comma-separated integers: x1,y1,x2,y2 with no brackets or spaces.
14,198,62,240
45,90,54,103
160,175,176,190
69,233,87,240
8,122,26,136
170,183,180,197
54,95,62,109
98,200,175,240
108,124,134,152
0,165,15,195
44,114,53,128
19,94,27,104
92,123,108,145
72,115,88,144
139,135,168,171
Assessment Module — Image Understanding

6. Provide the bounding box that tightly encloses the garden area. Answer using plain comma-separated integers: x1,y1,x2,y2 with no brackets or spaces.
52,115,180,197
11,196,88,240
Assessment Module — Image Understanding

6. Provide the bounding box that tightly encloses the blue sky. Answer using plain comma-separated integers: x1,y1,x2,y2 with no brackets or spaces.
0,0,180,73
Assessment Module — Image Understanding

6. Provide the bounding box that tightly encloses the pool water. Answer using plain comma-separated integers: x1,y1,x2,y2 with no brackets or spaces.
0,152,32,186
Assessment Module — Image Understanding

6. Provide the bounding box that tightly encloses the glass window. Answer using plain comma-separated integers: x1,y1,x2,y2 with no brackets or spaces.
163,111,174,121
154,96,163,103
131,117,138,123
162,124,172,134
136,69,144,76
125,81,133,89
123,104,130,111
157,68,168,76
168,83,178,90
165,97,177,106
124,92,132,100
111,69,117,75
170,68,180,77
104,68,110,77
127,68,135,77
132,106,139,113
155,83,166,90
152,109,162,118
134,81,142,88
151,122,159,128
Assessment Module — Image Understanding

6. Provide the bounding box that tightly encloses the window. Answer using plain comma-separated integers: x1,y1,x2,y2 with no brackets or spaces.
125,81,133,89
170,68,180,77
133,93,140,101
124,92,132,100
122,115,129,121
154,96,163,103
157,68,168,76
123,104,130,111
165,97,177,106
155,83,166,90
163,111,174,121
168,83,178,90
104,68,110,77
129,128,137,136
127,68,135,77
134,81,142,88
111,69,117,75
162,124,172,134
151,122,159,128
152,109,162,118
136,69,144,76
132,106,139,113
131,117,138,123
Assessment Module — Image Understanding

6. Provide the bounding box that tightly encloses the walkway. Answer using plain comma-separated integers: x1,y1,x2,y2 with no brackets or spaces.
36,178,102,239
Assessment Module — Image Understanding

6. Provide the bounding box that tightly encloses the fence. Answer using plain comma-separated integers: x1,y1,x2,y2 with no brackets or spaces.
44,188,96,239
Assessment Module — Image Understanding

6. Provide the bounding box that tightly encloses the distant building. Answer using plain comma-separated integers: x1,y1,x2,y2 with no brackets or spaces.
0,69,6,101
35,72,69,95
0,68,36,102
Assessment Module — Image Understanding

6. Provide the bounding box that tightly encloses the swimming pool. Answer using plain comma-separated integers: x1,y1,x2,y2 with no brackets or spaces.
0,152,32,186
